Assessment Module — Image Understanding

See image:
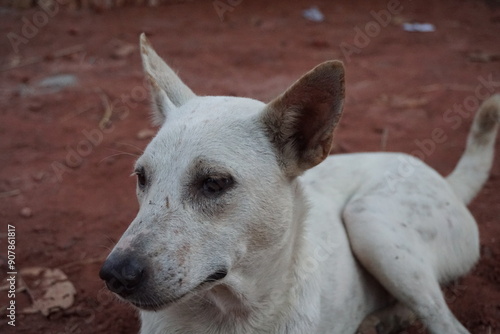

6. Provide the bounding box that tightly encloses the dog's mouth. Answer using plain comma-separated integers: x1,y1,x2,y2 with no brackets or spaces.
128,292,187,311
127,269,229,311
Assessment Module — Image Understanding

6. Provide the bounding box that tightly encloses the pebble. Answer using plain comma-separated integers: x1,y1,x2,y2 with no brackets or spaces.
302,6,325,22
37,74,78,92
112,43,136,59
20,207,32,218
33,172,46,182
137,129,156,140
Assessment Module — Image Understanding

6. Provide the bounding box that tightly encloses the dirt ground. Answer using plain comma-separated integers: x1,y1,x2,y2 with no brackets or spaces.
0,0,499,333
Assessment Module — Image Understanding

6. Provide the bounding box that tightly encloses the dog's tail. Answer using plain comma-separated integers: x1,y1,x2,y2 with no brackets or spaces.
446,94,500,204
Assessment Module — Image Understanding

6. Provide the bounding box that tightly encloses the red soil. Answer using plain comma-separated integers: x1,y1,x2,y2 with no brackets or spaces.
0,0,499,333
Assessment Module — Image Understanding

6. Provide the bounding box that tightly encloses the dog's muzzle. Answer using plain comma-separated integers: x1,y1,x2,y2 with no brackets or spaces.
99,249,230,311
99,252,145,297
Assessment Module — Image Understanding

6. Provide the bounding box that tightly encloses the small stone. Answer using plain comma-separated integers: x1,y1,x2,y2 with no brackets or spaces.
111,43,136,59
20,207,32,218
137,129,156,140
37,74,78,91
33,172,46,182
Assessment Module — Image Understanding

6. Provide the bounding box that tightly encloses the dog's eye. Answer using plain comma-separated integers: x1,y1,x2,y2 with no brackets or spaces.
202,177,233,196
135,168,147,189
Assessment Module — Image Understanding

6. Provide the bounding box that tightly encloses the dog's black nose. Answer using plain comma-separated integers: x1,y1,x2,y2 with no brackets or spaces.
99,253,145,296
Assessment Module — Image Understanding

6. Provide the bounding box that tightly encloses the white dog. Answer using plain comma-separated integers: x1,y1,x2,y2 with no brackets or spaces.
100,34,500,334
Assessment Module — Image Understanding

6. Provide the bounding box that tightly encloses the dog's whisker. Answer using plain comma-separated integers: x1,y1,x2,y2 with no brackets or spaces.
101,235,118,247
99,151,139,164
105,146,142,156
96,244,112,253
115,141,146,154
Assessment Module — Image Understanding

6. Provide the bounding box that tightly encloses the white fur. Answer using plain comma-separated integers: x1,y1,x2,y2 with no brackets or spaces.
100,34,500,334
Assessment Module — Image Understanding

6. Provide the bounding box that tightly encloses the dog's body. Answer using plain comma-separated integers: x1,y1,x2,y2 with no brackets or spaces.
100,34,500,334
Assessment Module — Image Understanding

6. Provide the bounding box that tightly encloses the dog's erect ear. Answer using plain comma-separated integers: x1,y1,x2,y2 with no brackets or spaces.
261,61,345,177
140,33,196,126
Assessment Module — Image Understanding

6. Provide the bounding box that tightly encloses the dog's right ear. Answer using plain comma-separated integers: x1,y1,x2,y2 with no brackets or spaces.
140,33,196,126
260,61,345,177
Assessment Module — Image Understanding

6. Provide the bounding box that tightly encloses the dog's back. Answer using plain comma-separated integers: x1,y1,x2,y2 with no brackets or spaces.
337,94,499,334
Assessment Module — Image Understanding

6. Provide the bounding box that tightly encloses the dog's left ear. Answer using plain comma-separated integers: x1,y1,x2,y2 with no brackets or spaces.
140,33,196,126
261,61,345,177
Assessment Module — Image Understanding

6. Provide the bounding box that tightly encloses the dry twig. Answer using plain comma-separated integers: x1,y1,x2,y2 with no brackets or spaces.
96,88,114,130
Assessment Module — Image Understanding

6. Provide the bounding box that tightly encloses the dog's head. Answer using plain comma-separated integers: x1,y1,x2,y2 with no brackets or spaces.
99,34,344,311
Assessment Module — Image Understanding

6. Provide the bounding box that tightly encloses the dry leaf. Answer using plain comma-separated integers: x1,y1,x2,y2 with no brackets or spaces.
20,267,76,317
